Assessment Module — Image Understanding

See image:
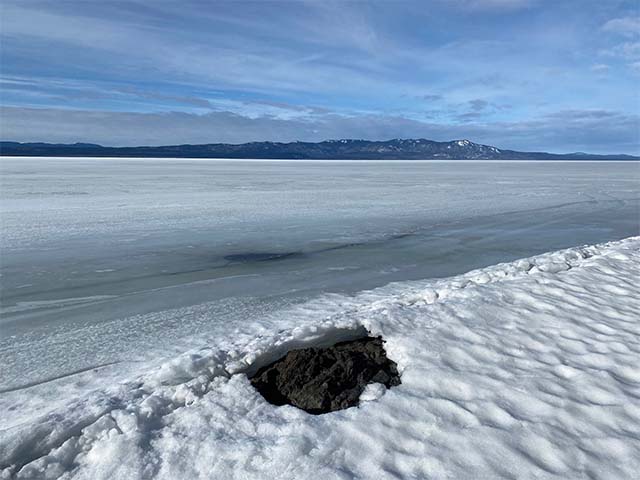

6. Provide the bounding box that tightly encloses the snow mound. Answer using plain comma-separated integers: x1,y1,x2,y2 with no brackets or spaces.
2,237,639,479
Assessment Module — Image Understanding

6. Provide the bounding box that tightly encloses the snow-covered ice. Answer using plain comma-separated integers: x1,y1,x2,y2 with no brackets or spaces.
2,237,639,479
1,159,639,478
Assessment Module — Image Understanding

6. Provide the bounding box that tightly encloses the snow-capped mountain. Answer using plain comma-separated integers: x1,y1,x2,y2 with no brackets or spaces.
1,139,637,160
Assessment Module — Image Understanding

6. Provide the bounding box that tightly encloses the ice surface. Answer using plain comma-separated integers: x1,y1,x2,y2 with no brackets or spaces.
1,237,639,479
1,159,638,394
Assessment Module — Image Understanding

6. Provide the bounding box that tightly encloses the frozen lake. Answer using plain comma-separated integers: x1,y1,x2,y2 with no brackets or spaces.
1,158,638,391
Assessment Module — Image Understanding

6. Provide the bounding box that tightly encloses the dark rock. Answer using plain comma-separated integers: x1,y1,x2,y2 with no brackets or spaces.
249,336,401,414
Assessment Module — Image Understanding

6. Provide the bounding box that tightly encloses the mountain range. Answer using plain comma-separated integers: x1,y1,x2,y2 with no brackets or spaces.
1,139,637,160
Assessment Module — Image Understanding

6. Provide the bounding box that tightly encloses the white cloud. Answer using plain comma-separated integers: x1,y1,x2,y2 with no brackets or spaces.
602,17,640,37
600,41,640,60
447,0,536,10
599,17,640,71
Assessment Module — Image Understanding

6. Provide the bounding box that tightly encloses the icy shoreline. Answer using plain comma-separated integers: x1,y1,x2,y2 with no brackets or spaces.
2,237,639,479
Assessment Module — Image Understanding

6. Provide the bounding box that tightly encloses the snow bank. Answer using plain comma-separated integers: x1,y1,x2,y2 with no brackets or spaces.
2,237,639,479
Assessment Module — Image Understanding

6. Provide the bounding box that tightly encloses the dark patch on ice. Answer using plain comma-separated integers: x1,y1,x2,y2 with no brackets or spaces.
223,233,415,265
317,233,414,253
319,241,366,252
224,252,304,263
250,336,401,414
390,232,414,240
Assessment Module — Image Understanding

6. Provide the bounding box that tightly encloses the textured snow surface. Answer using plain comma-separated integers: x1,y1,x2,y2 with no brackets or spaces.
2,237,639,479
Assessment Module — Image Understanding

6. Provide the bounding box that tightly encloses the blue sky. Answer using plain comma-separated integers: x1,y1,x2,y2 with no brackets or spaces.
1,0,639,153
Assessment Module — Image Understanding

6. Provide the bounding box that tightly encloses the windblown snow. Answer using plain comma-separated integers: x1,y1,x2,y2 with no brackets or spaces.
2,237,639,479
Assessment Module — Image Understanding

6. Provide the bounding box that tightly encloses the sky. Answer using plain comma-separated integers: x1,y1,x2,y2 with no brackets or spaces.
0,0,639,154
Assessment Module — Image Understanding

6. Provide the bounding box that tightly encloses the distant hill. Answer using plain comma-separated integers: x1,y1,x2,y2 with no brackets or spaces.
1,139,637,160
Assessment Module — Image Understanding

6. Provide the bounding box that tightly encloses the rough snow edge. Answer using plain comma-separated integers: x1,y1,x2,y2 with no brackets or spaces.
1,236,638,476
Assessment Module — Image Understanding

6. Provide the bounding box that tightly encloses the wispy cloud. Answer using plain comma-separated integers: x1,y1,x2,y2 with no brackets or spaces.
468,99,490,112
0,0,638,153
441,0,537,11
599,14,640,74
418,94,444,102
600,42,640,60
602,17,640,37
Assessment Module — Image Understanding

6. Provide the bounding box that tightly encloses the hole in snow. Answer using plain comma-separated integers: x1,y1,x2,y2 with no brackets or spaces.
249,335,401,415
